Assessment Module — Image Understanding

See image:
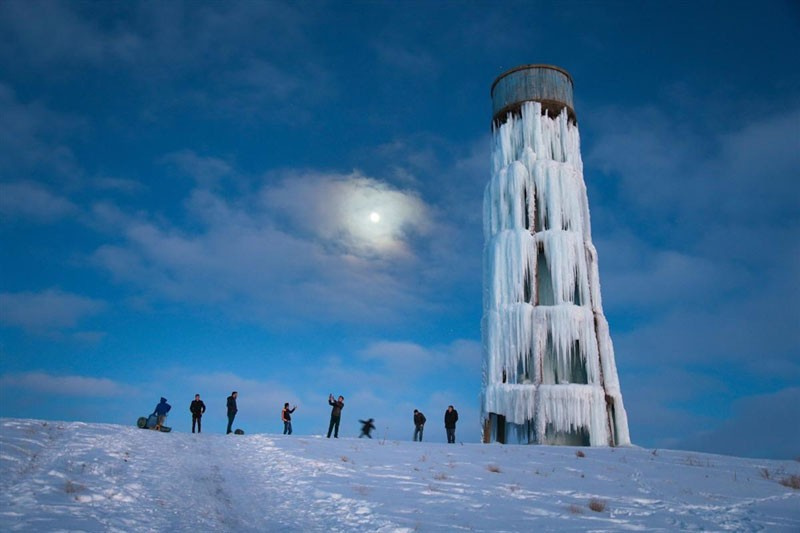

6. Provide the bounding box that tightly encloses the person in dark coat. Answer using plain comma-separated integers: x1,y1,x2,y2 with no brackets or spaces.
445,405,459,443
359,418,375,438
190,394,206,433
226,391,238,434
282,402,297,435
327,394,344,438
152,397,171,430
413,409,426,441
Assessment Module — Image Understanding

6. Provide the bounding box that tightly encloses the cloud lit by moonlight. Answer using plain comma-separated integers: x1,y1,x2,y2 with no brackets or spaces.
262,172,431,257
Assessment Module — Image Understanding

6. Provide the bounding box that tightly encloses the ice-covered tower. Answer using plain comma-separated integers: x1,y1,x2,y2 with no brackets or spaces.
481,65,630,446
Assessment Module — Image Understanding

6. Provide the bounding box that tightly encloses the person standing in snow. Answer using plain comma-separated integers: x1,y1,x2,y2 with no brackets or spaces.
327,394,344,438
152,397,171,430
282,402,297,435
226,391,238,434
190,394,206,433
413,409,426,441
359,418,375,438
445,405,459,443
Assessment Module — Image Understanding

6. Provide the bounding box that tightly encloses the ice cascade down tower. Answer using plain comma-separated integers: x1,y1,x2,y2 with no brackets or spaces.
481,65,630,446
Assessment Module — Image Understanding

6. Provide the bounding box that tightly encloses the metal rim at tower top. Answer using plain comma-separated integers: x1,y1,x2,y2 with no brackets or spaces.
491,64,576,126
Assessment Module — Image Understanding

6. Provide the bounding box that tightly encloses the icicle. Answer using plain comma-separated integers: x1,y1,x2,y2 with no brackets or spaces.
483,384,538,425
585,242,603,311
483,230,536,310
533,305,600,385
482,303,535,385
535,230,590,306
483,161,532,239
526,160,586,233
537,385,609,445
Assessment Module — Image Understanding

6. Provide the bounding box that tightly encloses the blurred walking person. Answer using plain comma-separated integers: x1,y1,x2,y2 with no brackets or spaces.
359,418,375,438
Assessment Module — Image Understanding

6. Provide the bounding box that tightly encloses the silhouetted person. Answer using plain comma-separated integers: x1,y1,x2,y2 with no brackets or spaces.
327,394,344,438
359,418,375,438
190,394,206,433
282,402,297,435
413,409,426,441
226,391,238,434
445,405,459,443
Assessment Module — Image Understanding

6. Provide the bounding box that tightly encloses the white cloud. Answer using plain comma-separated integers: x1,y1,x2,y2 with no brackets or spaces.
595,234,748,311
1,3,331,125
0,289,106,332
0,372,135,397
353,133,488,292
88,169,440,327
358,339,481,376
0,1,141,66
586,105,800,229
261,172,431,258
92,176,145,195
359,341,436,369
0,181,77,222
69,331,107,344
181,371,299,414
570,102,800,459
676,387,800,459
232,58,303,100
372,42,438,75
160,150,234,188
0,83,84,181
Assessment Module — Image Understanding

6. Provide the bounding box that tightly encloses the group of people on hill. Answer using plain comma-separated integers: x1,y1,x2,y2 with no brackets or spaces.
323,396,459,443
149,392,459,442
149,391,238,434
411,405,459,443
190,391,240,435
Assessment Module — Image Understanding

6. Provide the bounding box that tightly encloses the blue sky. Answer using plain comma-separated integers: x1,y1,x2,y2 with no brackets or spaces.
0,1,798,458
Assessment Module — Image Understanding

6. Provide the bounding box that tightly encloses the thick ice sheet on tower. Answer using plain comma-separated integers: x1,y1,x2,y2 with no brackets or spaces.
481,101,630,446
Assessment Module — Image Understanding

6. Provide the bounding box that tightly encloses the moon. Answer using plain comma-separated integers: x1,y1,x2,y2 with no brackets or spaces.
369,211,381,223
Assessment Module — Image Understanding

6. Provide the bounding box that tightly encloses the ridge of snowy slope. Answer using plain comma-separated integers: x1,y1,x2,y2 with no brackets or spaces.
1,418,798,532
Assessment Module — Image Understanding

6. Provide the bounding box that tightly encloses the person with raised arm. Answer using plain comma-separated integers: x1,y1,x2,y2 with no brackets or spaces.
282,402,297,435
327,394,344,438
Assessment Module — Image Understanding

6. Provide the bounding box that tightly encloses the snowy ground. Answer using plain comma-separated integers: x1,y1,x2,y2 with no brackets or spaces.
1,419,798,532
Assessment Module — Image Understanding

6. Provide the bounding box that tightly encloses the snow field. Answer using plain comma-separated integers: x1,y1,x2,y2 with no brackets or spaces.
1,419,798,532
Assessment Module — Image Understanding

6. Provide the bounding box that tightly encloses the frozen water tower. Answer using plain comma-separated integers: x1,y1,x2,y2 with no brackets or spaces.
481,65,630,446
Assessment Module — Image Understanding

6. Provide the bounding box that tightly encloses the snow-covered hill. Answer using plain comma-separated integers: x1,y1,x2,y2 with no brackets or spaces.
1,419,798,532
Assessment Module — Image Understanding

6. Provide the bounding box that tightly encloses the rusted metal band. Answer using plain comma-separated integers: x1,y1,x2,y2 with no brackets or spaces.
491,99,577,128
